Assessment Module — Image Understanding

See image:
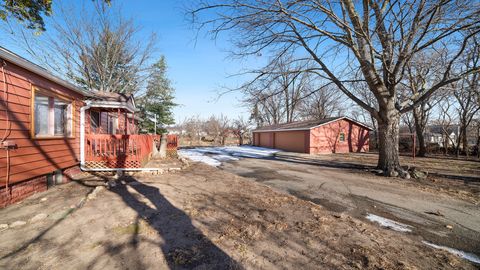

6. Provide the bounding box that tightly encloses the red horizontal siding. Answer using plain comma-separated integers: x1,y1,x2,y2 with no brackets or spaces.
310,119,369,154
0,61,84,184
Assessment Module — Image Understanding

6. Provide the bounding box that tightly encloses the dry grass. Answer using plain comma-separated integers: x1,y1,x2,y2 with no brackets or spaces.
295,152,480,203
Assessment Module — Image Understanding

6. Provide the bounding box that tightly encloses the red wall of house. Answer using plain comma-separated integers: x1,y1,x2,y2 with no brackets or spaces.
0,61,83,205
309,119,369,154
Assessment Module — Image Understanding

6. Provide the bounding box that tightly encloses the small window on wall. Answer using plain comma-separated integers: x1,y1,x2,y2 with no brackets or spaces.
107,115,117,134
339,132,345,142
90,111,100,133
34,93,73,137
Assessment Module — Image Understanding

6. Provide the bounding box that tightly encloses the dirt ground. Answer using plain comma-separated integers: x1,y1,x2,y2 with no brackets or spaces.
0,163,477,269
221,152,480,256
301,152,480,202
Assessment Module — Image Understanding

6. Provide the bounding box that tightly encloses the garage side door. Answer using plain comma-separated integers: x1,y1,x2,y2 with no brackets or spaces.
274,131,306,153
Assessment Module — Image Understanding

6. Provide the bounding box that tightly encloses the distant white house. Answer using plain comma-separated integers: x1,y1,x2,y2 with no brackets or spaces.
397,124,459,148
426,125,458,147
166,126,187,135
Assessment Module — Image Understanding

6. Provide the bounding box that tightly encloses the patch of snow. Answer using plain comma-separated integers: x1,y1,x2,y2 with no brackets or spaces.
9,220,27,228
30,213,48,223
366,213,413,232
423,241,480,264
0,224,8,231
178,146,281,166
178,149,224,166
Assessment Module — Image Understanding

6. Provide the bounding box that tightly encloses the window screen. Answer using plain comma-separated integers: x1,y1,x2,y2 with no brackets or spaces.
34,92,72,137
54,99,68,135
91,111,100,133
34,95,49,136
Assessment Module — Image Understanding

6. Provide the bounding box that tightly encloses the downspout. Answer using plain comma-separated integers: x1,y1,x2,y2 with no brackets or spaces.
79,101,91,171
80,102,159,172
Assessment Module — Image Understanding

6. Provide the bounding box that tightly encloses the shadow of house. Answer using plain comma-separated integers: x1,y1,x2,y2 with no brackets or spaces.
110,176,239,269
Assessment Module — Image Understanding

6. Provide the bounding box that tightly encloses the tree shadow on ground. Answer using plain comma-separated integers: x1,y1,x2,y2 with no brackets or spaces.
262,153,480,184
109,176,240,270
265,154,372,171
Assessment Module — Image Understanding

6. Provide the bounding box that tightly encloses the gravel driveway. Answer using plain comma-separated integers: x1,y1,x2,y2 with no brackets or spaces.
1,163,477,269
213,150,480,260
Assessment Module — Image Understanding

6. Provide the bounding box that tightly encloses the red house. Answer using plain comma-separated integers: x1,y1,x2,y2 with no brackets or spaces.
0,47,158,207
252,117,371,154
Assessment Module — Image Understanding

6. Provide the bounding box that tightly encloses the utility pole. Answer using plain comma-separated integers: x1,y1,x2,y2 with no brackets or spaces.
154,114,157,135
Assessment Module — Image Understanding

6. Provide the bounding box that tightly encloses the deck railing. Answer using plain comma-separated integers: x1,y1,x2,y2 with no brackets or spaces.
84,134,159,168
166,134,178,157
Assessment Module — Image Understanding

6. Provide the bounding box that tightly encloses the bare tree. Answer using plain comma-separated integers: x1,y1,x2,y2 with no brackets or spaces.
182,115,204,146
403,51,445,156
205,115,222,143
232,117,251,145
190,0,480,175
350,82,379,149
247,91,284,126
51,4,155,94
243,56,313,125
299,85,345,120
452,39,480,156
11,2,155,94
473,119,480,158
434,95,458,155
217,115,230,145
204,114,230,145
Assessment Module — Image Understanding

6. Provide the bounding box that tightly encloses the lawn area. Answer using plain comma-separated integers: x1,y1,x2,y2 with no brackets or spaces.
316,152,480,179
0,163,477,269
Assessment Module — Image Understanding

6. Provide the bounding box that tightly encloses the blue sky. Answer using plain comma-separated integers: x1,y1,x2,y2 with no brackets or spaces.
119,0,253,123
0,0,257,123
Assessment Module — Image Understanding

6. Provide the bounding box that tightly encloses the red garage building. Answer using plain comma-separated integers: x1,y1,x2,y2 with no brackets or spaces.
252,116,371,154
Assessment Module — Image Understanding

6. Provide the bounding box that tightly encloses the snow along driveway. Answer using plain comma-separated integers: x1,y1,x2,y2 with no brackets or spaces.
178,146,281,166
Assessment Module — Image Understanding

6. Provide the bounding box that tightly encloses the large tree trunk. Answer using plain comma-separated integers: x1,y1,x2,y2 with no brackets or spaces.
476,126,480,158
376,105,402,176
461,124,469,157
413,108,427,157
443,133,448,155
455,126,462,157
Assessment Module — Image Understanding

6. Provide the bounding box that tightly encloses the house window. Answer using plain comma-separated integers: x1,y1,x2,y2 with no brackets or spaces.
107,115,117,134
34,95,49,136
90,111,100,133
34,93,73,137
54,100,68,135
339,132,345,142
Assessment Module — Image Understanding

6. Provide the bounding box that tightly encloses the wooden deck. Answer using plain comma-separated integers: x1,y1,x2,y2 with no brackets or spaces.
84,134,158,168
84,134,178,169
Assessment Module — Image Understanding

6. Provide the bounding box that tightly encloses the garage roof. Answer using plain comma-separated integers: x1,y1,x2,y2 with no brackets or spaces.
252,116,373,132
